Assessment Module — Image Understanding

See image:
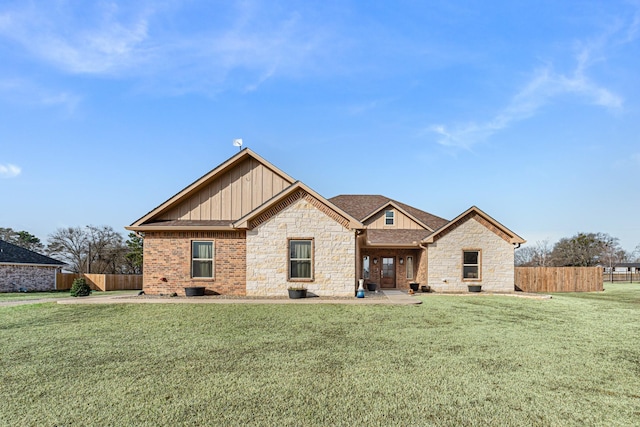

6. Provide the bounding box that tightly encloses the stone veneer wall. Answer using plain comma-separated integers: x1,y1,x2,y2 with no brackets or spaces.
427,218,515,292
246,198,356,297
0,265,58,292
143,231,246,296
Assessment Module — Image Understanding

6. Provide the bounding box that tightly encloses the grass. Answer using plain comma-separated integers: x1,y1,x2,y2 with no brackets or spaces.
1,284,639,426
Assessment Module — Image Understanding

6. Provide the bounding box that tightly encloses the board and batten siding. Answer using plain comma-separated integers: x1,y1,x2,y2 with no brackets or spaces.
365,209,424,230
159,157,291,221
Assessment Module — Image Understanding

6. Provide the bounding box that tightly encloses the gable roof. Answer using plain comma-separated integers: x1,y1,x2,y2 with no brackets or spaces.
329,195,449,231
422,206,526,245
127,148,296,231
0,240,65,266
233,181,364,230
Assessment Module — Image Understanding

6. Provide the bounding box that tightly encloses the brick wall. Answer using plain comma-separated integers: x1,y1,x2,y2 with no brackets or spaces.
0,265,58,292
427,217,515,292
143,231,246,296
246,197,356,297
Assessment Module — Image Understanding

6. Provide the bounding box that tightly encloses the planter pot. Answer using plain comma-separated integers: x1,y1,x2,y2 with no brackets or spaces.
185,286,206,297
409,283,420,292
421,285,430,293
366,283,377,292
467,285,482,293
288,289,307,299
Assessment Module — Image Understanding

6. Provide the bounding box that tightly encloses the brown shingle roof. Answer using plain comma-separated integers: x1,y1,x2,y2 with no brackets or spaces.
366,230,429,246
329,195,448,231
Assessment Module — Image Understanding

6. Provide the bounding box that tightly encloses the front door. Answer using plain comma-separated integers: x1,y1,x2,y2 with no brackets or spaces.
381,257,396,288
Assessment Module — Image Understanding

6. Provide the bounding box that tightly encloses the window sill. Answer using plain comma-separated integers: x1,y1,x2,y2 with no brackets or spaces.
288,278,314,283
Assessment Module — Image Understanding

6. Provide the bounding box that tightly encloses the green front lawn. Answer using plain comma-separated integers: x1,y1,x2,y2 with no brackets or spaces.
0,290,138,302
1,284,639,426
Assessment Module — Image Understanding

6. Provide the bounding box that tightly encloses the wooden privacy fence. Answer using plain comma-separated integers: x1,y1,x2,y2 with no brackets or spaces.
515,267,603,293
56,273,143,291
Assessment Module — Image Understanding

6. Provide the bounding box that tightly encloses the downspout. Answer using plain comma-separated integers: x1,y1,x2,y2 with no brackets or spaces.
355,229,364,296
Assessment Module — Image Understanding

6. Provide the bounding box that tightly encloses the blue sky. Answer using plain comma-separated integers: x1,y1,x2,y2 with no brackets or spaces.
1,0,639,252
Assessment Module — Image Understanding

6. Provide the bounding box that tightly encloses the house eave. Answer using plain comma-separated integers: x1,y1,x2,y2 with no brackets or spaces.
125,225,235,232
363,241,422,249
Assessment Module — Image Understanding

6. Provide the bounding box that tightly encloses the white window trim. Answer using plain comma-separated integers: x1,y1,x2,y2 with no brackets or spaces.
462,249,481,281
288,238,314,282
406,256,414,279
191,240,215,279
385,210,395,226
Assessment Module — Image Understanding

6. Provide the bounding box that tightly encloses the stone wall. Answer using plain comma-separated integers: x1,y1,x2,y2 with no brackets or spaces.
427,218,515,292
246,197,356,297
143,231,246,296
0,265,58,292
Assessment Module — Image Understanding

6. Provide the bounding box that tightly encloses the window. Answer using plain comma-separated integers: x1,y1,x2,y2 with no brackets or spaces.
385,210,395,225
289,239,313,280
463,250,480,280
363,255,370,279
406,256,414,279
192,241,214,278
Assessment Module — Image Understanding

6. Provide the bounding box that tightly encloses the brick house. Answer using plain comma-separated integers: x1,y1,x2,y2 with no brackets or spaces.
127,149,525,296
0,240,65,292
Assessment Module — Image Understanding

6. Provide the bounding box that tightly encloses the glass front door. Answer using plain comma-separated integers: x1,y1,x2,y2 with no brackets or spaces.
381,257,396,288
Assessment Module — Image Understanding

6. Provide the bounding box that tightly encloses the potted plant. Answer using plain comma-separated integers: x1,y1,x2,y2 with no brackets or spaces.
467,284,482,293
185,286,206,296
287,286,307,299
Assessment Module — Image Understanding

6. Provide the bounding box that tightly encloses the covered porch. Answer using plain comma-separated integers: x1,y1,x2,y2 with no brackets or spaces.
356,230,428,292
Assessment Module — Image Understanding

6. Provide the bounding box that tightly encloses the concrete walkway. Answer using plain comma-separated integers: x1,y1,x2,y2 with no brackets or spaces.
55,290,423,305
1,290,548,308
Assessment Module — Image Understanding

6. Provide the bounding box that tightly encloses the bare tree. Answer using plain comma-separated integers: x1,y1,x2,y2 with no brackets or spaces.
85,225,125,274
46,225,132,274
515,239,553,266
46,227,88,273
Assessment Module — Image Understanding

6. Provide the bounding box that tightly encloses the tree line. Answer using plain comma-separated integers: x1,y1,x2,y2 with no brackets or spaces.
1,226,142,274
515,232,640,267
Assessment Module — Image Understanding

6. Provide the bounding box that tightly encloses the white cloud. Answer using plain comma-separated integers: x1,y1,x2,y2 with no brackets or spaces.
0,164,21,178
0,3,152,75
430,21,629,149
0,2,334,93
0,78,81,111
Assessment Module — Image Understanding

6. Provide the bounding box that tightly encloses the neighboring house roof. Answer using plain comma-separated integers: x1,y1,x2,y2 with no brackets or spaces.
329,195,449,231
0,240,64,266
422,206,526,245
366,230,430,247
614,263,640,268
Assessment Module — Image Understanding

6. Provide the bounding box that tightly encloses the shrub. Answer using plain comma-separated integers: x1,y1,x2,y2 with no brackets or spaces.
70,278,92,297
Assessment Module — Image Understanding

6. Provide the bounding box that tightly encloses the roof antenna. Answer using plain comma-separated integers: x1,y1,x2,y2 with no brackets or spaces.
233,138,243,151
